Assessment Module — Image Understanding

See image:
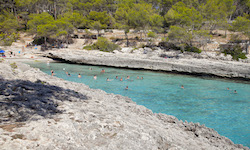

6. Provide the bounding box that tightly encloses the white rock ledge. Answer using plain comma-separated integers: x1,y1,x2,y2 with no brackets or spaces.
46,49,250,80
0,61,249,150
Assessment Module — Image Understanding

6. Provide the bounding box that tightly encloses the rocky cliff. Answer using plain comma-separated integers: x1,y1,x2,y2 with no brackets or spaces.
0,60,249,150
46,49,250,80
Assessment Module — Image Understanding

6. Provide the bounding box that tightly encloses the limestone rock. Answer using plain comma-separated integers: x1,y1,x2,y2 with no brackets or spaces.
47,49,250,80
0,60,248,150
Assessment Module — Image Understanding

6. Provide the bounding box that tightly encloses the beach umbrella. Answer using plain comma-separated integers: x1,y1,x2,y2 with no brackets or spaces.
0,49,5,53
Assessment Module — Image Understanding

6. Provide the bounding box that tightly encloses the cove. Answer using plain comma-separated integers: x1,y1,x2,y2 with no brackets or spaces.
28,62,250,148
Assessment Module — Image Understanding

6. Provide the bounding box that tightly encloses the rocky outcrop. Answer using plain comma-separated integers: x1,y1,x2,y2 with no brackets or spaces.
46,49,250,80
0,60,249,150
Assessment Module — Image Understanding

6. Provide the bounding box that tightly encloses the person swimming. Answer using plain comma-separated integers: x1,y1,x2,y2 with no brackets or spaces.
141,77,143,80
115,76,118,79
101,69,105,73
181,85,184,89
106,78,113,81
51,70,54,76
137,76,139,79
234,90,237,94
125,86,128,90
94,75,97,80
120,77,123,81
126,76,130,80
78,73,81,78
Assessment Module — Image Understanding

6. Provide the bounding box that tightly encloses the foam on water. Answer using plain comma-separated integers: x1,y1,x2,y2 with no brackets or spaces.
29,62,250,147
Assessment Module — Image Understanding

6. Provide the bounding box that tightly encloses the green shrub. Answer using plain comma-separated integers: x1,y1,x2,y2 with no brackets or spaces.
0,33,19,46
87,37,120,52
148,31,156,38
184,46,202,53
220,44,247,61
158,42,181,51
83,45,92,50
10,62,17,69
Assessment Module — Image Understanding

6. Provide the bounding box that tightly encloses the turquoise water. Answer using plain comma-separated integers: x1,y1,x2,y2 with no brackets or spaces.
29,62,250,147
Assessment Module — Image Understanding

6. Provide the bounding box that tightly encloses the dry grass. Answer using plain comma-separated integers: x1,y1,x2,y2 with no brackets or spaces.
0,123,25,132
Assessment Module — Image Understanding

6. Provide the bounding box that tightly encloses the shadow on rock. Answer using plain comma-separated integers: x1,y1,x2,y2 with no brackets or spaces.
0,78,88,123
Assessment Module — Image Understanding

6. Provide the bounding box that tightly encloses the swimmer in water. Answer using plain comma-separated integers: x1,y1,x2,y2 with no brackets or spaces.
78,73,81,78
126,76,130,80
125,86,128,90
234,90,237,94
106,78,113,81
181,85,184,89
141,77,143,80
89,67,92,70
51,70,54,76
120,77,123,81
67,73,71,76
93,75,97,80
115,76,118,79
137,76,139,79
101,69,105,73
227,87,230,90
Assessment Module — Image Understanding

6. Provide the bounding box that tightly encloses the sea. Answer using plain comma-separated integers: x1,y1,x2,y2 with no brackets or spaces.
28,62,250,148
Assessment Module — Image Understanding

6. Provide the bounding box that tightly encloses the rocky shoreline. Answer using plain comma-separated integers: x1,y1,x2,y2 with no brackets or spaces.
46,48,250,81
0,59,249,149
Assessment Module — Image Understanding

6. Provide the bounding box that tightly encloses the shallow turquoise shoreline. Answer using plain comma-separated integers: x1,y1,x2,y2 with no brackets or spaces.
28,61,250,147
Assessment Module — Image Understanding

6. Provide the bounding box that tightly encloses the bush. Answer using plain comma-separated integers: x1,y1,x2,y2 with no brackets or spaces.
10,62,17,69
0,33,19,46
147,31,156,38
158,42,181,51
85,37,120,52
220,44,247,61
83,45,92,50
184,46,202,53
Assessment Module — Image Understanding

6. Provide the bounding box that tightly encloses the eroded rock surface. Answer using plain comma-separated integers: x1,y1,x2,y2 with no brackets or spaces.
0,60,249,150
47,49,250,80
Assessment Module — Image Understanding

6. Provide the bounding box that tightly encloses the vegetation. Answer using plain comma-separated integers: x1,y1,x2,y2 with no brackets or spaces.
84,37,120,52
10,62,17,69
220,44,247,60
184,46,202,53
0,0,249,56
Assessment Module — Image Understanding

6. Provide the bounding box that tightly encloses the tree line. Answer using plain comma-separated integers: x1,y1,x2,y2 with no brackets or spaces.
0,0,249,50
